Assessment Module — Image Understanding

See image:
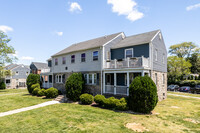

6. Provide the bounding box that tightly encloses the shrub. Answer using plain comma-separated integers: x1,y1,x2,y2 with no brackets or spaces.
0,81,6,90
195,76,198,80
80,93,94,105
38,89,46,96
94,95,106,106
116,98,128,111
30,83,40,94
26,74,40,94
65,73,84,101
45,87,58,98
129,76,158,114
103,97,118,109
32,87,40,96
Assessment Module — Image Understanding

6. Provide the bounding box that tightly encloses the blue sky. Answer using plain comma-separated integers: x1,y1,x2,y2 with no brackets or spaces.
0,0,200,65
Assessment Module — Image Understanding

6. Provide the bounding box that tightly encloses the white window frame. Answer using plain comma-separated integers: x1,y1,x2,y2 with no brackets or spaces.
162,53,165,64
71,55,75,63
93,51,99,61
81,53,86,62
125,48,133,58
84,73,97,85
56,74,63,83
16,71,19,75
62,57,66,65
155,49,158,61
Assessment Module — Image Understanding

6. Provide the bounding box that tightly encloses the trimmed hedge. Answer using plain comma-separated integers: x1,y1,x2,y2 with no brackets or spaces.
38,89,46,96
26,74,40,94
32,87,40,96
116,98,128,111
45,87,58,98
0,81,6,90
94,95,106,106
65,73,84,101
129,76,158,114
30,83,40,94
80,93,94,105
103,97,118,109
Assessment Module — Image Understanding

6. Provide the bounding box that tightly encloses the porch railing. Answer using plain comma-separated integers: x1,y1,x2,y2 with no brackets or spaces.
105,85,128,95
105,56,150,69
42,83,53,89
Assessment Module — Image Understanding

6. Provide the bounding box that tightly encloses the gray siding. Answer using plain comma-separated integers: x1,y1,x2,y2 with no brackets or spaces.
111,44,149,60
12,66,30,79
152,33,167,72
52,48,102,73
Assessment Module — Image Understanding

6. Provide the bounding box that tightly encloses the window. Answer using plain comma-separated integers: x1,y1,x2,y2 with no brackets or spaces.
71,55,75,63
81,53,86,62
107,51,110,60
48,60,52,67
93,51,98,61
84,73,97,85
55,58,58,65
16,71,19,75
155,49,158,61
159,33,162,40
125,48,133,58
163,74,165,84
6,79,10,84
162,54,165,64
62,57,66,64
155,73,157,85
56,75,62,83
26,72,29,75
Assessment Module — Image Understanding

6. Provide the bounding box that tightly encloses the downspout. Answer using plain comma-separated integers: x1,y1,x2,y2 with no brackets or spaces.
100,46,103,95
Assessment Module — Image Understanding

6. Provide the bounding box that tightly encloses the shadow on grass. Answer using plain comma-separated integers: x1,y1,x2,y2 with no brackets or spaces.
0,90,7,92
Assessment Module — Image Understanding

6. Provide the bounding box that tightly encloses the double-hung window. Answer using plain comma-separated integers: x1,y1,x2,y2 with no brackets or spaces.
125,48,133,58
81,53,86,62
84,73,97,85
62,57,66,64
93,51,98,61
71,55,75,63
56,75,62,83
89,74,92,84
55,58,58,65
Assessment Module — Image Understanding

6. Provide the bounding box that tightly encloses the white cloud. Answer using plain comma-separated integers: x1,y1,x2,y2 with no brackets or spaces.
0,25,13,33
55,31,63,36
186,3,200,11
69,2,82,12
107,0,144,22
12,51,19,57
21,56,34,60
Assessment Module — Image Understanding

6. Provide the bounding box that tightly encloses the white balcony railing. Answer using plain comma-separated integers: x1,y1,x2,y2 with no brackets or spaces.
105,85,128,95
42,82,53,89
104,56,150,69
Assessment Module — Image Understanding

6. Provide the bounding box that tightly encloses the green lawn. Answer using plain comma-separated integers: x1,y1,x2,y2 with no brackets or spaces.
0,89,51,112
0,90,199,133
168,91,200,98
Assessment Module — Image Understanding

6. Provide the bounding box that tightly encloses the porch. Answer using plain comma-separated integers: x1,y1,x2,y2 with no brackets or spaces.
103,70,150,96
40,72,53,89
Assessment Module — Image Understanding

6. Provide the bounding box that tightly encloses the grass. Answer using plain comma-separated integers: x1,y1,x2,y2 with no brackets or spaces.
0,89,51,112
0,90,199,132
0,88,27,94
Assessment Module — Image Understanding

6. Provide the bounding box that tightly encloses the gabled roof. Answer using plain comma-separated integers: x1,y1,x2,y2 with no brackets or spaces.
52,32,122,57
5,64,30,70
111,30,160,49
31,62,49,69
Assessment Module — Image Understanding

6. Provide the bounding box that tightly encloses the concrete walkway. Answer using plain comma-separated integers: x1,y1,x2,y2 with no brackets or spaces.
0,101,60,117
168,93,200,99
0,92,25,96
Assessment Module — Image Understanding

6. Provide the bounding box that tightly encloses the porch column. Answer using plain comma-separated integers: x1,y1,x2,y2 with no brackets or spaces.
48,75,49,88
103,72,105,93
114,73,116,95
141,71,145,76
43,75,45,88
127,72,129,96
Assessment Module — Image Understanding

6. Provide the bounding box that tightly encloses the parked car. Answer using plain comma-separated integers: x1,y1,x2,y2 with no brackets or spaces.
190,85,200,94
167,85,179,91
179,86,191,92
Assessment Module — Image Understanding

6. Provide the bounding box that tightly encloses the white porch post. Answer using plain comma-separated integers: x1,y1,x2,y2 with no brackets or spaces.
103,72,105,93
127,72,129,96
114,73,116,95
142,71,145,77
48,75,49,88
114,59,117,68
43,75,45,88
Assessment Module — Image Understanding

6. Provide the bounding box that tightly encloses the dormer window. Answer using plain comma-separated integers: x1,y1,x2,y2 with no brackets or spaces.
125,48,133,58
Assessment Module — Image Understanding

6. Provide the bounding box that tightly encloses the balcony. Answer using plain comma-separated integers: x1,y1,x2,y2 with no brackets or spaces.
104,56,150,69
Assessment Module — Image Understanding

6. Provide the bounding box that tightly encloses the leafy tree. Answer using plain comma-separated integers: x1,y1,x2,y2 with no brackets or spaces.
167,56,191,77
0,31,17,79
169,42,198,58
187,53,200,73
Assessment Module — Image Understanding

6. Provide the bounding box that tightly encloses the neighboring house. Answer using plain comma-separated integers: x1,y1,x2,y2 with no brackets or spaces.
41,30,167,101
5,64,30,89
30,62,50,74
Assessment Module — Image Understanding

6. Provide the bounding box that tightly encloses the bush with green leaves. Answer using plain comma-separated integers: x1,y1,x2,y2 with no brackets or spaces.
80,93,94,105
94,95,106,106
0,81,6,90
30,83,40,94
129,76,158,114
32,87,40,96
103,97,118,109
65,73,84,101
45,87,58,98
26,74,40,94
38,89,46,96
115,98,128,111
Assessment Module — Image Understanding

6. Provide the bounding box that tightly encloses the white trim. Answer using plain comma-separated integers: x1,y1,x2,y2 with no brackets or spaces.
124,48,133,58
80,53,86,63
150,30,160,42
102,32,124,47
155,49,158,61
92,51,99,61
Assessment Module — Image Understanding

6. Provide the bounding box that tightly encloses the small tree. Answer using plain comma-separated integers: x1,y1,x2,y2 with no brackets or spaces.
26,74,40,94
65,73,84,101
0,81,6,90
129,76,158,114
